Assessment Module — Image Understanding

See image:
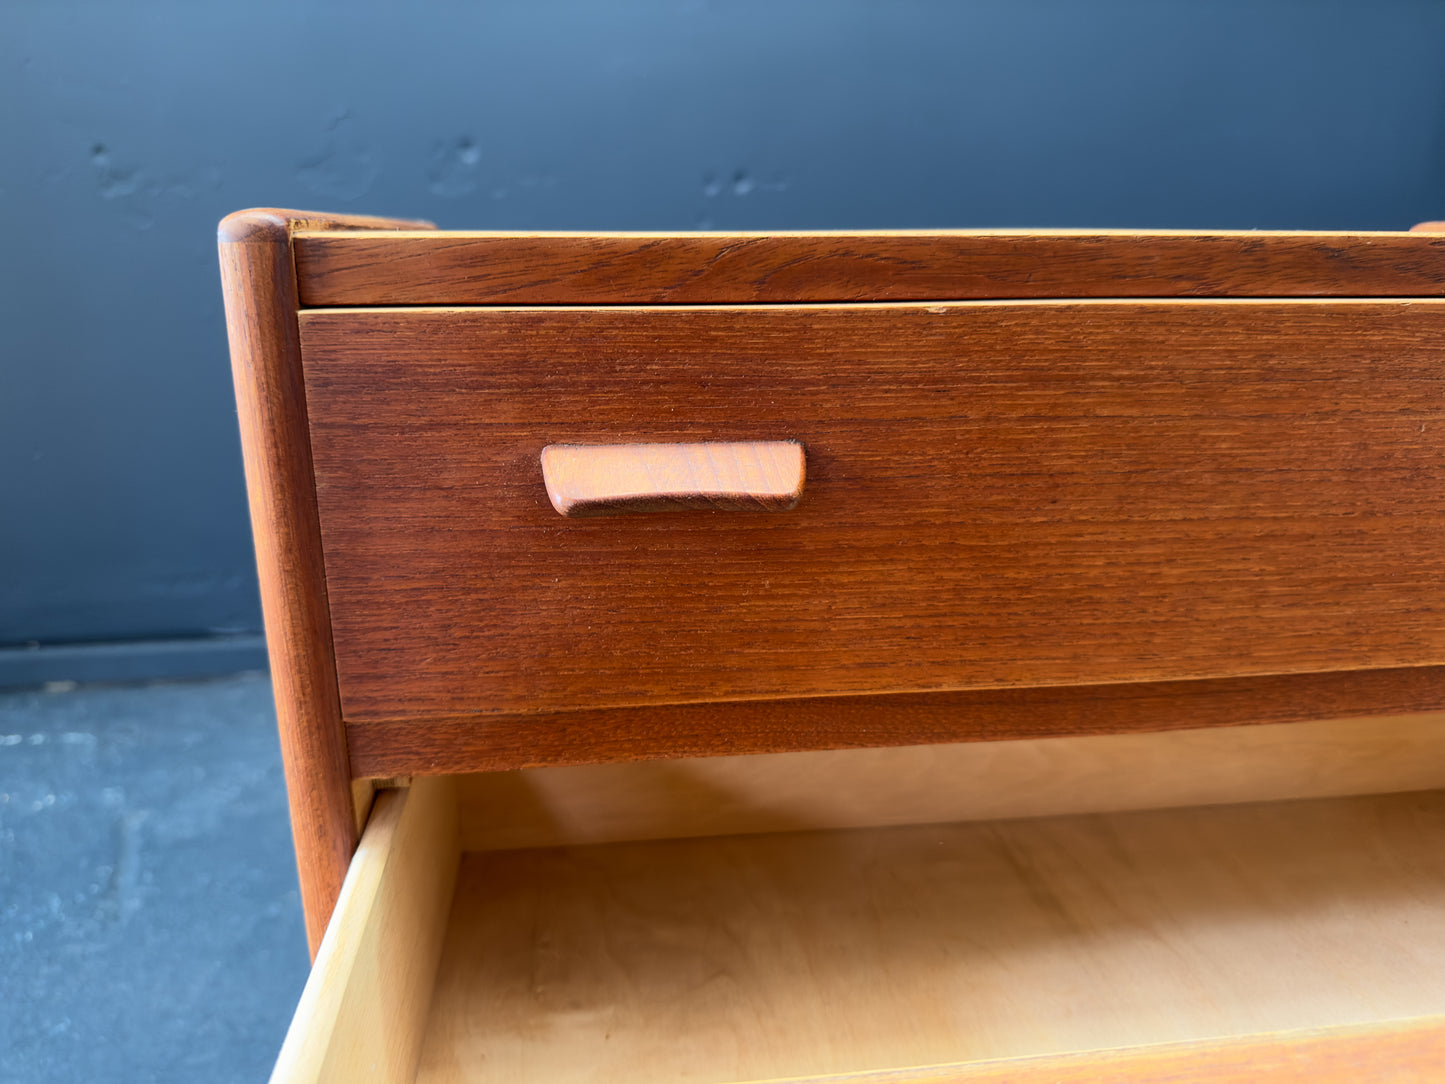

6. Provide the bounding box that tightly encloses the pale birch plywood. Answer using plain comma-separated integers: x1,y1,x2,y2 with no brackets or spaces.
415,790,1445,1084
783,1019,1445,1083
454,712,1445,851
271,777,457,1084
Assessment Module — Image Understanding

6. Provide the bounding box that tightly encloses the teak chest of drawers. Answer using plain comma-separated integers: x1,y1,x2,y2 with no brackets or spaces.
220,210,1445,1082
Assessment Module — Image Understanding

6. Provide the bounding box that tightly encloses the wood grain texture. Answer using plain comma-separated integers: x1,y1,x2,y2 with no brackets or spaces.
414,790,1445,1084
349,778,377,837
220,208,434,953
541,440,805,516
779,1019,1445,1083
291,230,1445,306
269,778,457,1084
347,667,1445,776
452,711,1445,851
220,207,434,245
301,300,1445,727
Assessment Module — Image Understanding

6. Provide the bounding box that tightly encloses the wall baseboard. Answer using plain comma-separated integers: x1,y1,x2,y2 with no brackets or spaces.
0,635,269,689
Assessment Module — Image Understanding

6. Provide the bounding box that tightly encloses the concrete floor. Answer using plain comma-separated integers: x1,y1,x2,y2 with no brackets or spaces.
0,673,309,1083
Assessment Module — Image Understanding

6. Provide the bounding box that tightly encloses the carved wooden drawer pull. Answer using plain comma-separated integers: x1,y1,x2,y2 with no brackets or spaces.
540,440,805,517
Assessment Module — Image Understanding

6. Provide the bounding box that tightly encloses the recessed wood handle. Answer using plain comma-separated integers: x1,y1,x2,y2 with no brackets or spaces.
541,441,805,517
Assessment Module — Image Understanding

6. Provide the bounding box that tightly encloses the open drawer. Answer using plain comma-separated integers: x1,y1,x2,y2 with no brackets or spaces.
272,719,1445,1084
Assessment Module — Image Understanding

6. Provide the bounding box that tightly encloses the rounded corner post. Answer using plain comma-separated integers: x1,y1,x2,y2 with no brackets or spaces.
218,209,358,957
217,208,292,246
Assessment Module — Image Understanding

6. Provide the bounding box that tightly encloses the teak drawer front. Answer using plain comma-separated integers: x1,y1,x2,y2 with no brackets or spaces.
299,300,1445,723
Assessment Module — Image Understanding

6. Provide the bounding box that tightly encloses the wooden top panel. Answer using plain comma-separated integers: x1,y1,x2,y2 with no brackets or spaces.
293,230,1445,306
301,300,1445,726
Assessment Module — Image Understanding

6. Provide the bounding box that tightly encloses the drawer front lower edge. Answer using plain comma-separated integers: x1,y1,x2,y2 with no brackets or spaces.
299,300,1445,723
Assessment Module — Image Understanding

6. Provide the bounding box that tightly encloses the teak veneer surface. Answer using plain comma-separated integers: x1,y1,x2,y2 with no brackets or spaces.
220,208,433,952
301,300,1445,727
348,666,1445,775
413,790,1445,1084
291,230,1445,306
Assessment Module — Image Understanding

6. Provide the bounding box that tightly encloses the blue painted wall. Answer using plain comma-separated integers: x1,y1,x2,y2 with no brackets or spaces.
4,1,1444,667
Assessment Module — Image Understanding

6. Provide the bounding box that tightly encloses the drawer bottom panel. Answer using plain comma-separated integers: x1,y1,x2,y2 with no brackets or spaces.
415,791,1445,1083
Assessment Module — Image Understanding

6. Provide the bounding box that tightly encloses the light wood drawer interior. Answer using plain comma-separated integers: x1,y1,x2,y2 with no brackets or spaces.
273,717,1445,1083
